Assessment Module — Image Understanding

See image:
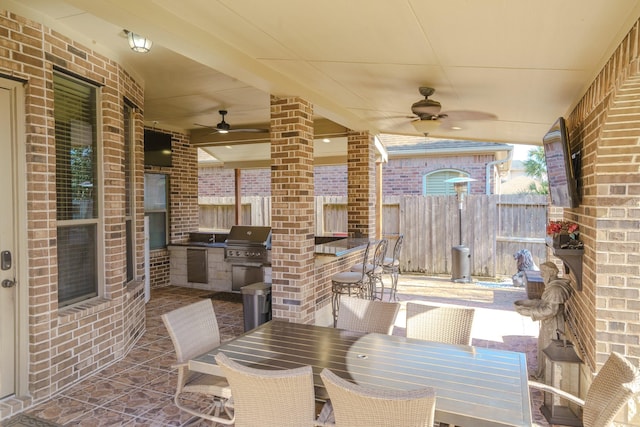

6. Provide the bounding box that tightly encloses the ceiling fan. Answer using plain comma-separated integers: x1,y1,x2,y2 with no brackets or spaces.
407,87,497,135
195,110,269,134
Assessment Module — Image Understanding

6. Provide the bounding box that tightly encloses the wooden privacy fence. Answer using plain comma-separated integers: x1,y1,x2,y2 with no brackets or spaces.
199,194,548,277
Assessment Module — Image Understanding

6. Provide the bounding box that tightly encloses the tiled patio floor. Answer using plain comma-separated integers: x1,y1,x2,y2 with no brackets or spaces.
4,274,548,426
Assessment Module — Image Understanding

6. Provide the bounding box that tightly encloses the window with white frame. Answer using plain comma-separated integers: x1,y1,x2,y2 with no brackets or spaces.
144,173,169,250
423,169,470,195
54,72,100,306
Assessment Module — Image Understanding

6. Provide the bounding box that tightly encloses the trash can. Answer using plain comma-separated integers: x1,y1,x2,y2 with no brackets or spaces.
241,282,272,331
451,245,471,283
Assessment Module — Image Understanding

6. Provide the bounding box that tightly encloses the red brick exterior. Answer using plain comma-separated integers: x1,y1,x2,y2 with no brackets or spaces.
347,131,376,237
0,10,148,411
199,153,492,197
558,19,640,426
269,95,316,324
0,10,197,418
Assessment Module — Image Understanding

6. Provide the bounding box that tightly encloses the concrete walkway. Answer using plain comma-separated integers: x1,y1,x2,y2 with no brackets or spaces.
393,273,548,426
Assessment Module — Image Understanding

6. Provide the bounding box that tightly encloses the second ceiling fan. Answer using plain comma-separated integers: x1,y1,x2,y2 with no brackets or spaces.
195,110,269,134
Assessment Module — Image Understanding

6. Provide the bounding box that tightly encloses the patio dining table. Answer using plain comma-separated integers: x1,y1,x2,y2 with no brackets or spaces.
189,320,532,427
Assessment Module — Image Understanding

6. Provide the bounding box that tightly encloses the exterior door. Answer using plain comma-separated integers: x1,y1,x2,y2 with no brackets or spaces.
0,81,17,398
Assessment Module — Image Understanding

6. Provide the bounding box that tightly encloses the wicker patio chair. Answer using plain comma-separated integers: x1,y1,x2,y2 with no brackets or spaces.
529,351,640,427
336,295,400,335
320,368,436,427
382,235,403,301
214,352,332,427
351,238,388,300
330,242,371,326
406,302,475,345
161,299,233,424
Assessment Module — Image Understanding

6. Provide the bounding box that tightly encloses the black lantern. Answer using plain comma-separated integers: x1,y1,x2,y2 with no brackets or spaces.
540,339,583,426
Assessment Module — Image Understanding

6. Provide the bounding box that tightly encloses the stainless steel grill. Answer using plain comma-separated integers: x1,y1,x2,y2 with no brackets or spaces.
225,226,271,292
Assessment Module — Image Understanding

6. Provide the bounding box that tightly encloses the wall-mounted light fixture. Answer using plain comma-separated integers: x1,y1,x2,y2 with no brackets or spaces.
124,30,153,53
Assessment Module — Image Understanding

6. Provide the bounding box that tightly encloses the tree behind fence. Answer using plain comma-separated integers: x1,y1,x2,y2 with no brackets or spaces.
199,194,548,277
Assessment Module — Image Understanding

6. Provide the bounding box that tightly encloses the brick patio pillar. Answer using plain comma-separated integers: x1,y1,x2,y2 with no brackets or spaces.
347,131,376,237
269,95,315,324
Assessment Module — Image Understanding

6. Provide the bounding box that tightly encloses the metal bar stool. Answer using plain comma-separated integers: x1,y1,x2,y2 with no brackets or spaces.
382,235,403,301
351,239,388,300
330,242,371,327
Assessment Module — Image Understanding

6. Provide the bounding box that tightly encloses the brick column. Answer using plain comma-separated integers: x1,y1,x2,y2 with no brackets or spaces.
270,95,315,324
347,131,376,237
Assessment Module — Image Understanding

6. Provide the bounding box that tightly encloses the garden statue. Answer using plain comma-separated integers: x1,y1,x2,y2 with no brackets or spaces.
514,261,573,378
511,248,539,287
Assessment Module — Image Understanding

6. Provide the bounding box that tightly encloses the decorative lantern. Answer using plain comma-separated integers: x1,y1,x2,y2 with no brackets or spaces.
540,339,583,426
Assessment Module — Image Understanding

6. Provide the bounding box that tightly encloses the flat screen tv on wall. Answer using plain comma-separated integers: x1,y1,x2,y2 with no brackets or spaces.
542,117,580,208
144,129,172,167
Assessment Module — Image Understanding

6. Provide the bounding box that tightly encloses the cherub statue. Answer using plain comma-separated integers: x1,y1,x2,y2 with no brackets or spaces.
514,261,573,378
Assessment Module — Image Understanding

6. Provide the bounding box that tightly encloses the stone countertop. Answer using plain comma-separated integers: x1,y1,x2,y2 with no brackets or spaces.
168,242,227,248
314,238,371,257
169,237,370,256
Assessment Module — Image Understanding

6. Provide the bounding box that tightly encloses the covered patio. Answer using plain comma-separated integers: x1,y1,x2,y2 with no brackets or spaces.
4,274,548,426
1,1,640,425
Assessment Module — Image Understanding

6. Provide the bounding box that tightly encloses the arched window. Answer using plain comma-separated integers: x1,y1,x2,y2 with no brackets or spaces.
423,169,470,195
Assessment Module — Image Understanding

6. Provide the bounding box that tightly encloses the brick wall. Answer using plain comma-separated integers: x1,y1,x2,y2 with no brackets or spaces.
0,9,148,413
269,95,317,324
347,132,376,237
198,153,492,197
145,129,197,289
563,20,640,426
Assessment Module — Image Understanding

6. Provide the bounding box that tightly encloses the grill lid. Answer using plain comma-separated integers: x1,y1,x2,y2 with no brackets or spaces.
226,226,272,247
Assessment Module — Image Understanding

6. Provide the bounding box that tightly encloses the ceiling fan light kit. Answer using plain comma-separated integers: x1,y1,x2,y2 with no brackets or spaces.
412,118,441,134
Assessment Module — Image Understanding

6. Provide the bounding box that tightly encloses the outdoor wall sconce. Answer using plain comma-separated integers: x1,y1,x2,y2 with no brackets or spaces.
124,30,153,53
540,339,583,426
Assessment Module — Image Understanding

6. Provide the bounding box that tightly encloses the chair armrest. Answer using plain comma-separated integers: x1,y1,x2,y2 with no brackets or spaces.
315,400,335,426
171,362,188,370
529,380,585,407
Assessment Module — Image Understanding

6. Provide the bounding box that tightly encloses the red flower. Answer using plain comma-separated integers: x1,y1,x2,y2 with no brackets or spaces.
546,220,580,240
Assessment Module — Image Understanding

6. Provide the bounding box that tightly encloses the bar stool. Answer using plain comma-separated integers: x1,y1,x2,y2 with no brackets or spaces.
351,239,388,300
330,242,371,327
382,235,403,301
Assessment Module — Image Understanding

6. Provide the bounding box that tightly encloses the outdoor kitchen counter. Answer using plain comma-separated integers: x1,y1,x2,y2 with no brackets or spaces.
168,242,227,248
168,237,369,256
314,237,371,257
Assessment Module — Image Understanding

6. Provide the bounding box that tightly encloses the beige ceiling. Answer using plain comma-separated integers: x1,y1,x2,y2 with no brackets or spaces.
12,0,640,158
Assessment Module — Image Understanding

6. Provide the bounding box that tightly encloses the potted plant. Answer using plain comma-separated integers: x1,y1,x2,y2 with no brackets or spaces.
546,220,583,249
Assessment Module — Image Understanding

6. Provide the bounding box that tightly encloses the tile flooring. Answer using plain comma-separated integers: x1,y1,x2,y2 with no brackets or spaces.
3,275,549,426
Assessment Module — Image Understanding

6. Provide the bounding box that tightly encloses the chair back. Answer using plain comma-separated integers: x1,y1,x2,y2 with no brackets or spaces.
320,368,436,427
215,352,317,427
161,299,221,363
391,235,403,262
406,302,475,345
582,352,640,427
372,239,388,269
336,295,400,334
356,241,372,281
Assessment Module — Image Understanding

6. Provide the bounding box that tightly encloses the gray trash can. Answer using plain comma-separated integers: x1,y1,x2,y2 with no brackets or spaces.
241,282,272,331
451,245,471,283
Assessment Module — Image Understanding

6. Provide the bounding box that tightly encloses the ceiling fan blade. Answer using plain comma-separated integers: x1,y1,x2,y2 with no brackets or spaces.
194,122,216,129
228,128,269,133
440,110,498,121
